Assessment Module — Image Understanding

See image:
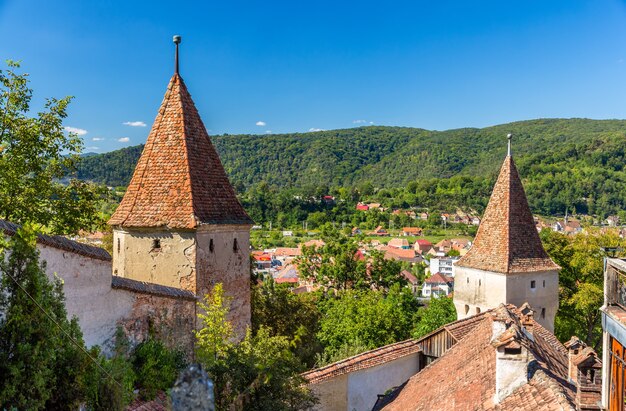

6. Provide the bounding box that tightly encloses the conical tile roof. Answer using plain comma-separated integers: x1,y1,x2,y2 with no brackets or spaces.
456,155,559,273
109,74,253,228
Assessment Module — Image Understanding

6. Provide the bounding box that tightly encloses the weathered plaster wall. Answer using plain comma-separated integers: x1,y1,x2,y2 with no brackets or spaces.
37,244,134,348
37,244,196,354
196,224,252,339
308,353,420,411
454,266,507,318
112,228,196,290
505,270,559,332
454,266,558,332
117,292,196,356
309,374,348,411
347,354,420,411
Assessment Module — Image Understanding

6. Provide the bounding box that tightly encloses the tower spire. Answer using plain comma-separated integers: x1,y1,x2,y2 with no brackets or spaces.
507,133,512,157
173,35,181,75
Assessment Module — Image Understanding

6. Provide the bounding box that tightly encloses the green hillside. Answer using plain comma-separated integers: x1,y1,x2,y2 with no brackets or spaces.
75,118,626,217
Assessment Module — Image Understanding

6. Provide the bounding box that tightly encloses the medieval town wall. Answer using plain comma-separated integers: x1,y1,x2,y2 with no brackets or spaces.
36,242,196,355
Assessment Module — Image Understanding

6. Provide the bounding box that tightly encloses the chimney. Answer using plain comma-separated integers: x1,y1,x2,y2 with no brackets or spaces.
491,308,530,404
564,336,586,384
571,347,602,410
519,303,534,337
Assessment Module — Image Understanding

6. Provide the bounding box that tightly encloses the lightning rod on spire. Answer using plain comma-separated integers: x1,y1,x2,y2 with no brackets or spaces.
507,133,512,157
173,35,182,75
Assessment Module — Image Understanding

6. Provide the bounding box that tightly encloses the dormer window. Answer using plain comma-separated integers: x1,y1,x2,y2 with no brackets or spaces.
504,347,522,355
152,239,161,250
531,280,536,289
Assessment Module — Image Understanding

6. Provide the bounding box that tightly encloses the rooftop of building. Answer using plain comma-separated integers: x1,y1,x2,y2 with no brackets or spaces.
456,152,559,274
378,304,576,410
0,219,111,261
109,49,252,229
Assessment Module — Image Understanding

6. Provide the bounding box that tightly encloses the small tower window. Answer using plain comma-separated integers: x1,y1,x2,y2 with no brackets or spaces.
504,347,522,355
541,308,546,319
531,280,536,289
543,280,545,288
478,279,481,286
152,239,161,250
209,239,214,253
464,305,469,315
117,238,121,254
466,277,469,284
233,238,239,252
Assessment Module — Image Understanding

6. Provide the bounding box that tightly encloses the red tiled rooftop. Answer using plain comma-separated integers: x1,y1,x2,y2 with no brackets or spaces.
303,339,421,385
425,272,453,284
381,305,575,410
109,74,252,229
456,156,559,274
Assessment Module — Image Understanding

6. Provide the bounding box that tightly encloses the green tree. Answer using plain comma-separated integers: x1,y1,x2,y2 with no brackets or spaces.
251,279,322,367
317,285,419,357
0,225,87,409
131,337,187,400
195,283,233,367
541,228,623,349
297,224,406,291
0,60,104,234
413,296,457,338
196,284,317,410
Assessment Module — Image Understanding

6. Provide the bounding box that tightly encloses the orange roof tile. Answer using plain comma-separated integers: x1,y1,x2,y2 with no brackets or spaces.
380,305,575,411
109,74,252,229
303,339,421,385
456,156,559,273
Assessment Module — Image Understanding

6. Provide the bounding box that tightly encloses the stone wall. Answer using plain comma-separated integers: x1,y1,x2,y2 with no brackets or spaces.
37,242,196,355
112,228,197,291
196,224,251,339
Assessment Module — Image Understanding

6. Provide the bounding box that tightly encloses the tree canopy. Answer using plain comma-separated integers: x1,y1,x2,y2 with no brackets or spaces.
0,60,105,234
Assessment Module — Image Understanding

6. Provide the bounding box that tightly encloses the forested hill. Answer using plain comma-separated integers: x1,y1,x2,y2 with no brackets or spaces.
75,118,626,216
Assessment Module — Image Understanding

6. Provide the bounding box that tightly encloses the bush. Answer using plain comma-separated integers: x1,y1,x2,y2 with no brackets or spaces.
82,346,135,411
131,338,187,400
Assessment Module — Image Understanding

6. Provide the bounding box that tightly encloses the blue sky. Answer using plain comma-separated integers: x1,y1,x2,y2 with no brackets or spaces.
2,0,626,152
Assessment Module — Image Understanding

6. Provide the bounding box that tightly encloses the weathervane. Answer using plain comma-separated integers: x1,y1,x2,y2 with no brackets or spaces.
173,35,181,75
507,133,512,156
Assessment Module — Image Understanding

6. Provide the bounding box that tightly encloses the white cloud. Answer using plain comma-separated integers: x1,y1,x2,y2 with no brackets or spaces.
352,120,374,125
123,121,147,127
256,121,266,126
64,126,88,136
86,146,100,151
92,137,104,141
265,130,272,134
118,137,130,143
309,128,324,132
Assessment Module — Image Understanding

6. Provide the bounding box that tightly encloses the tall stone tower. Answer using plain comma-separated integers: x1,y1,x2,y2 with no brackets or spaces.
108,36,254,334
453,136,560,331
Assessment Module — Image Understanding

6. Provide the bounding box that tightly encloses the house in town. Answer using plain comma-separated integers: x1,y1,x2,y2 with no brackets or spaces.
401,227,422,236
421,272,453,298
413,239,433,255
388,238,411,249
